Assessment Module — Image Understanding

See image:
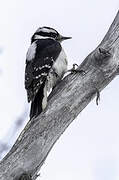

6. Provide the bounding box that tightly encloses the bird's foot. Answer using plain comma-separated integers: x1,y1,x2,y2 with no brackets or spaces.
68,64,85,74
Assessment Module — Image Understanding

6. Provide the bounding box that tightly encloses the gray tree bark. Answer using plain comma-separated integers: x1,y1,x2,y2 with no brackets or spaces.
0,11,119,180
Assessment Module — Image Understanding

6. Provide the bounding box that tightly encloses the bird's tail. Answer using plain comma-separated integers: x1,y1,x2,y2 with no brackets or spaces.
30,83,45,119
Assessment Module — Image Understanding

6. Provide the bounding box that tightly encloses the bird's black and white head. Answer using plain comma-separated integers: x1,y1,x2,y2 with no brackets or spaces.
31,26,71,43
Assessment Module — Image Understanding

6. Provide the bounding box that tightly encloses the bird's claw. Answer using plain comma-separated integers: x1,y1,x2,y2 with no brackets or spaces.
68,63,85,75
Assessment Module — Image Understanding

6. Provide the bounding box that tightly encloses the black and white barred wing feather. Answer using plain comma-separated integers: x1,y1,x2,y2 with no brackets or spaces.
25,56,54,102
25,40,61,118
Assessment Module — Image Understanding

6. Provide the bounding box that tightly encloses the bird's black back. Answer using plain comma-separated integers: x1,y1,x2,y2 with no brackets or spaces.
25,39,62,102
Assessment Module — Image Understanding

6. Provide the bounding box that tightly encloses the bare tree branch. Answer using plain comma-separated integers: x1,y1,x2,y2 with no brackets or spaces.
0,10,119,180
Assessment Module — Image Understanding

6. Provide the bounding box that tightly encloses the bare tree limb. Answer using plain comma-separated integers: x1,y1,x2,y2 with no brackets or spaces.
0,11,119,180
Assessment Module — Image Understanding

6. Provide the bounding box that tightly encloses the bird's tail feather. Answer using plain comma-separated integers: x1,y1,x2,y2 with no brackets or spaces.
30,83,45,119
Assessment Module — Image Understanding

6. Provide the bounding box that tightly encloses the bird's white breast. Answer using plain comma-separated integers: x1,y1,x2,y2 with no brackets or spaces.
53,48,68,77
46,48,68,92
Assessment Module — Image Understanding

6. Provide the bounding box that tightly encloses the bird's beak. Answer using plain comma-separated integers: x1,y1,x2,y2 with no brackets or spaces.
58,34,72,42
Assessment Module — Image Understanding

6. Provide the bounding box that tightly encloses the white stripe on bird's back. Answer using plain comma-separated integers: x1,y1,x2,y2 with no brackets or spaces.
26,41,36,61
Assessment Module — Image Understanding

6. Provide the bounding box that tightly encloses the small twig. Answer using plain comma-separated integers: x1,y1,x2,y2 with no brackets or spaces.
96,88,100,105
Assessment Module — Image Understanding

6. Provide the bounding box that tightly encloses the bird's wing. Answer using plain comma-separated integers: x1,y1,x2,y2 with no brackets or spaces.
25,39,61,102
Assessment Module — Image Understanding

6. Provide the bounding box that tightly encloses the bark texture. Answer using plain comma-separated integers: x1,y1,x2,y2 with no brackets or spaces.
0,11,119,180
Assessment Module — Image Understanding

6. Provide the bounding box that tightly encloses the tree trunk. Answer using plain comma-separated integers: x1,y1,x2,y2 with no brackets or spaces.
0,11,119,180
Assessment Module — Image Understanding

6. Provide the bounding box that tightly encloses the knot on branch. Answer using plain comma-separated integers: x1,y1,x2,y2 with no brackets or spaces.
99,47,112,57
13,171,32,180
94,47,113,66
17,173,32,180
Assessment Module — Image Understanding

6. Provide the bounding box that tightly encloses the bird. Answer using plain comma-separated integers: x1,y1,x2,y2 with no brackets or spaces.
25,26,71,119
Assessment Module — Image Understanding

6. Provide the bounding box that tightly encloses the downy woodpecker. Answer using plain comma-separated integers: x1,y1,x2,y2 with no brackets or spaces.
25,26,71,119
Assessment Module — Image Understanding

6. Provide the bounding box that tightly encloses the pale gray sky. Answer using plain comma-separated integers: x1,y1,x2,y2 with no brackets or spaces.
0,0,119,180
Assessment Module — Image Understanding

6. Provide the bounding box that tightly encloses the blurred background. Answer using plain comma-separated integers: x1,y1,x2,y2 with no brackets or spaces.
0,0,119,180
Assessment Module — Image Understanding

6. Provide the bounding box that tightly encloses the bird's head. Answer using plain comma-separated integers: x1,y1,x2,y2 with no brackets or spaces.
31,26,71,43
